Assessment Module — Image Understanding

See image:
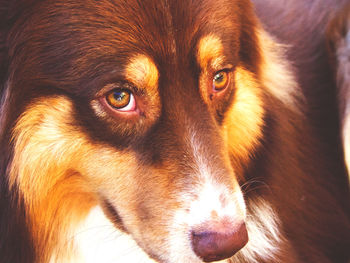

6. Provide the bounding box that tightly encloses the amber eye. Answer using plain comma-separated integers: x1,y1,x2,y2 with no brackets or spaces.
213,71,229,91
106,89,136,111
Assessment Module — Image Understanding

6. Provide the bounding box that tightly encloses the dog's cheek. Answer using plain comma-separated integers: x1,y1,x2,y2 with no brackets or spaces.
79,152,172,228
222,67,265,176
78,149,150,230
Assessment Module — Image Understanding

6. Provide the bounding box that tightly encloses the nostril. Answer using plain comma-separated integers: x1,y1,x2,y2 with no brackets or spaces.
191,223,248,262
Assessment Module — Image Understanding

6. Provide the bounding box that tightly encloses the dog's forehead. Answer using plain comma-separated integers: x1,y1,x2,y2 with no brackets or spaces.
88,0,238,58
100,0,240,83
48,0,240,62
9,0,242,99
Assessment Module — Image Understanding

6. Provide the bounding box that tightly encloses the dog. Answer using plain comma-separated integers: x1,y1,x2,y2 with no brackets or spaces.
0,0,349,262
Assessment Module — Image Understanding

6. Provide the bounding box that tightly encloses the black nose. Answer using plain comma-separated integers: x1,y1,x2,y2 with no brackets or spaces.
191,223,248,262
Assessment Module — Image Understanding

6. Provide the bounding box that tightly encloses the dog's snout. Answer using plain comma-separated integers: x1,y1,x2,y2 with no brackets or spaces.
191,223,248,262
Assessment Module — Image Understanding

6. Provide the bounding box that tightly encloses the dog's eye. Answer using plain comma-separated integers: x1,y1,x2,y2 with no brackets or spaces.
106,89,136,111
213,71,229,91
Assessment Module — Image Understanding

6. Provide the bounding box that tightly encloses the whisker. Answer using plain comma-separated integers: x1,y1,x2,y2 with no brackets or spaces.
240,178,271,194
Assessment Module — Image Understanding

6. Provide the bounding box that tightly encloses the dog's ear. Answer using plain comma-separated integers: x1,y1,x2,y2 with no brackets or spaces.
0,0,10,94
0,0,12,142
0,0,29,135
0,0,11,145
0,0,35,90
0,2,36,263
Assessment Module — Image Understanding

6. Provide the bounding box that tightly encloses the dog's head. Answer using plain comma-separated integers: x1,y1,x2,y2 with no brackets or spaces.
1,0,276,262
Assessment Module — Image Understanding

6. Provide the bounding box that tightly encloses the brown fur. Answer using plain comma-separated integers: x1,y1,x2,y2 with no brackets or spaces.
0,0,349,262
326,2,350,181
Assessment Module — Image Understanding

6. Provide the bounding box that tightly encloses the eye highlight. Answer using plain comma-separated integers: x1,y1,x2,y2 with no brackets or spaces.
213,71,229,91
106,89,136,111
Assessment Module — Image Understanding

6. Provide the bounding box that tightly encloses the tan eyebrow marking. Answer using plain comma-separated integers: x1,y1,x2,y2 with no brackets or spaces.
125,54,159,90
123,54,161,122
197,34,225,70
197,34,226,104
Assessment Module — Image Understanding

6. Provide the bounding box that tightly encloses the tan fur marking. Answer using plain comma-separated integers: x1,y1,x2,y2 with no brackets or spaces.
197,34,226,104
125,54,159,90
9,96,138,262
197,34,225,70
224,67,265,174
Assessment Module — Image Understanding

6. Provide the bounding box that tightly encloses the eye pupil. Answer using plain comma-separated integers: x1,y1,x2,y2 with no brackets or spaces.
214,73,224,82
114,91,127,101
106,89,131,109
213,71,228,91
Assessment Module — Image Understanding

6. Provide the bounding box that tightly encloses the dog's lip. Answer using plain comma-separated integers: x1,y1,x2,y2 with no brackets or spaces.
101,199,128,233
100,200,168,263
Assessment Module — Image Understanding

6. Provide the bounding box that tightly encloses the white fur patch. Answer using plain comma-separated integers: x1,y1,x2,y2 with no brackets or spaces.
258,29,302,111
232,198,282,263
343,113,350,179
187,181,246,228
188,129,246,224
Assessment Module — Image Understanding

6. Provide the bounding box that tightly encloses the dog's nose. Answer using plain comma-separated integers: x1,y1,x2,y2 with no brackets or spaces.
191,223,248,262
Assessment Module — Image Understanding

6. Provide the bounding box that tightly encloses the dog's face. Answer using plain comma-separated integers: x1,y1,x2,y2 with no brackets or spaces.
6,0,266,262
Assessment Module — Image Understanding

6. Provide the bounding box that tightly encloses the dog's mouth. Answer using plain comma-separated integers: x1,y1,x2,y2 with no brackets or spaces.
101,199,128,233
100,191,248,263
